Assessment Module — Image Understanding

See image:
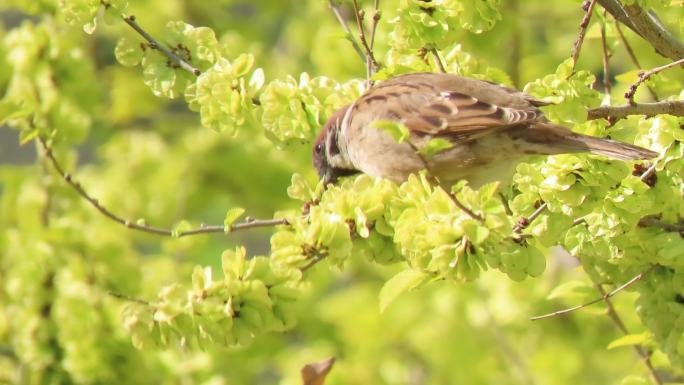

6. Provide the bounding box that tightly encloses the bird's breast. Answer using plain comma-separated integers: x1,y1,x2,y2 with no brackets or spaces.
346,125,531,188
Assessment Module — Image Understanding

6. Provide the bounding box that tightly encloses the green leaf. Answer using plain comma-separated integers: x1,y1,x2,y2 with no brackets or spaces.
19,129,39,145
371,120,410,144
607,332,650,350
546,280,594,301
419,137,453,159
222,246,246,280
171,220,193,237
192,265,211,291
249,68,265,91
224,207,246,231
287,173,315,202
231,54,255,77
115,37,143,67
462,221,490,244
379,269,429,312
620,375,648,385
0,99,31,124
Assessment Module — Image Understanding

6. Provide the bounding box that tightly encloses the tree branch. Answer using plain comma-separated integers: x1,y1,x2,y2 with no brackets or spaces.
429,48,447,73
600,12,612,96
328,0,366,65
625,58,684,103
597,0,684,61
530,266,654,321
638,217,684,233
351,0,380,84
615,21,659,100
570,0,598,74
595,284,664,385
108,291,151,306
369,0,381,52
587,100,684,120
38,137,288,237
123,15,201,76
513,202,548,233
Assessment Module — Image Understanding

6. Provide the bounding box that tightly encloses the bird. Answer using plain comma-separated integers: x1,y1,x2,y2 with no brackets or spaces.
313,72,657,189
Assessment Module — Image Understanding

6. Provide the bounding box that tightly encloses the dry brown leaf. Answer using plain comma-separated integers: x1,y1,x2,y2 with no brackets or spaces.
301,357,336,385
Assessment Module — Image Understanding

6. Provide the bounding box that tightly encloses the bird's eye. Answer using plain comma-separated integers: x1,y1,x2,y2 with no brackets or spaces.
315,143,323,154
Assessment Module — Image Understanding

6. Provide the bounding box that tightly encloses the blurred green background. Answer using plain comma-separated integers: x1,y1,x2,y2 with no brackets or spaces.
1,0,682,384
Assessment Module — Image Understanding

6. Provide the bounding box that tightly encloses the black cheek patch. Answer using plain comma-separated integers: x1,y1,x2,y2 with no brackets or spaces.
328,127,341,156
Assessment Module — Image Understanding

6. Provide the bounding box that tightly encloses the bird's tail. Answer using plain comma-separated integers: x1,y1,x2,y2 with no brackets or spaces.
511,122,657,160
563,133,657,160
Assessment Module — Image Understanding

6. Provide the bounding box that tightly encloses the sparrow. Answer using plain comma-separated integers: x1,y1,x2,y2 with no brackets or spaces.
313,72,657,188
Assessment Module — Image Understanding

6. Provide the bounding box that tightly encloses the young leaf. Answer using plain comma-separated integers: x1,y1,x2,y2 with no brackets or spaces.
287,173,315,202
419,137,453,160
379,269,430,312
546,280,594,301
371,120,410,144
115,37,143,67
171,220,193,237
224,207,246,231
607,332,650,350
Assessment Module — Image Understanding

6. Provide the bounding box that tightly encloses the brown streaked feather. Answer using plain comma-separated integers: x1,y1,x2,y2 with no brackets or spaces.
350,72,547,145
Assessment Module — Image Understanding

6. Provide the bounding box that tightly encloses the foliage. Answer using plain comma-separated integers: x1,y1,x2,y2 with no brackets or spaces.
1,0,684,384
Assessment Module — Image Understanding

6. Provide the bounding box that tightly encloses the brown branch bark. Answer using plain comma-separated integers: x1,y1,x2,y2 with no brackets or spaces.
351,0,380,84
430,48,447,73
625,58,684,103
328,0,366,65
638,217,684,233
587,100,684,120
596,284,664,385
513,202,548,233
597,0,684,61
570,0,598,74
600,13,612,96
122,15,201,76
108,291,151,306
531,266,654,321
615,22,659,100
38,137,288,237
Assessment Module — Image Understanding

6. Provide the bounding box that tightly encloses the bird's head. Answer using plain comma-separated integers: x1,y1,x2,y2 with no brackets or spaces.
313,106,358,185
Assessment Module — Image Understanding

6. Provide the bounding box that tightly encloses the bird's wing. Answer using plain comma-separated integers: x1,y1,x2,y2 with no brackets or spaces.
354,73,547,144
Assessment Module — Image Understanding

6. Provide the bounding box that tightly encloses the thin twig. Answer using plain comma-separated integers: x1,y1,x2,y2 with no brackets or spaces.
615,21,642,69
625,58,684,103
587,100,684,120
476,287,537,385
369,0,381,51
300,252,328,272
530,266,654,321
406,140,483,223
351,0,379,84
638,217,684,233
499,193,513,216
108,291,152,306
38,137,288,237
513,203,548,233
600,13,612,96
37,140,53,228
328,0,366,65
570,0,598,75
448,191,484,223
430,48,447,73
596,284,664,385
122,15,201,76
639,162,657,183
615,21,659,100
597,0,684,61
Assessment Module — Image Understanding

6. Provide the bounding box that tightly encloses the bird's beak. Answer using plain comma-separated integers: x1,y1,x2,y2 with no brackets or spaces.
323,170,334,186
